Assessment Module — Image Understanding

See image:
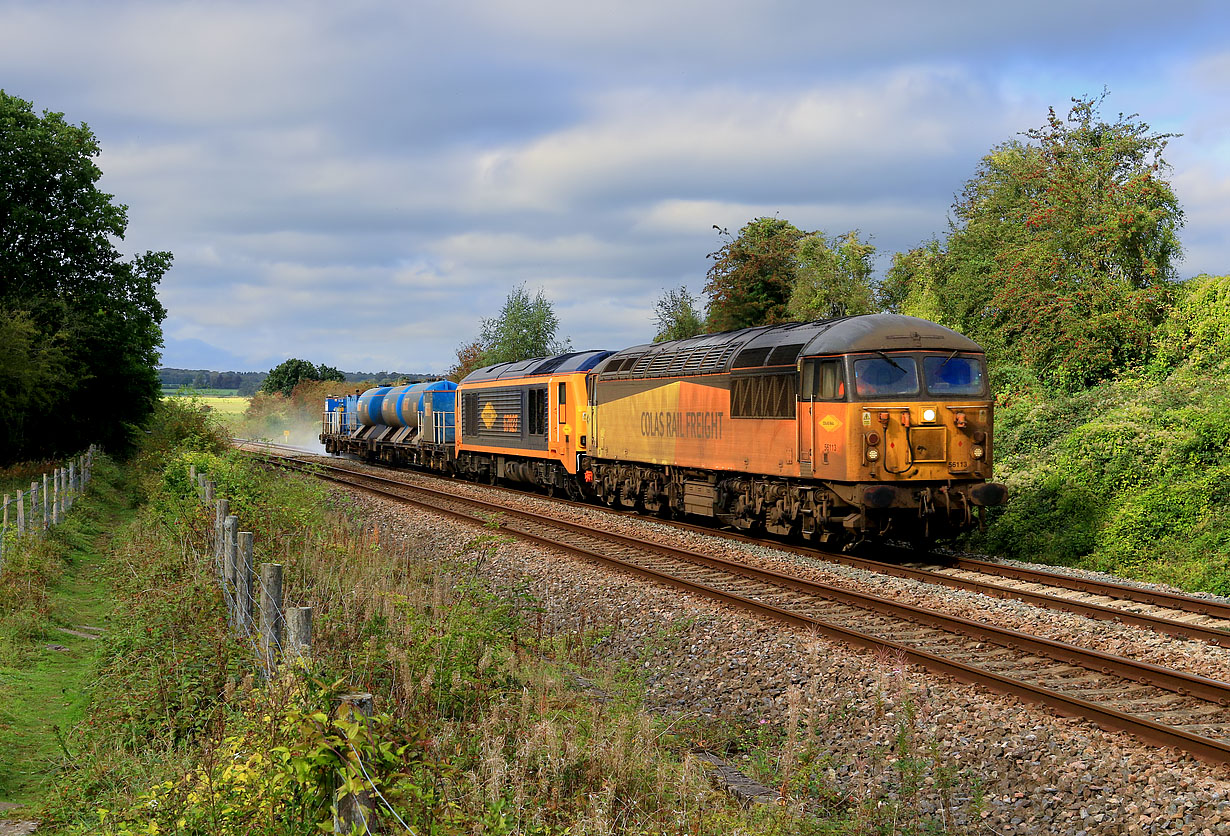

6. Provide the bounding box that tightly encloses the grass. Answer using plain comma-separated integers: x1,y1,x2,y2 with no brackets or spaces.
0,458,124,807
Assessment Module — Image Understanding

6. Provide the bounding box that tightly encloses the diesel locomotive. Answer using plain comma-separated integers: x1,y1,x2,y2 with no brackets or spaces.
320,314,1007,546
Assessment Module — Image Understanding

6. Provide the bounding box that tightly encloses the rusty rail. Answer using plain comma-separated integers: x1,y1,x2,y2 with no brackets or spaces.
251,449,1230,764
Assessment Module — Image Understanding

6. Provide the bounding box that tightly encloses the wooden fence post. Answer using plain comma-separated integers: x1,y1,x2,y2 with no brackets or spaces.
42,473,49,531
205,480,215,507
259,563,284,674
16,489,25,535
287,607,313,658
237,532,254,634
334,694,375,835
224,515,239,623
30,482,39,534
67,463,76,511
213,499,229,576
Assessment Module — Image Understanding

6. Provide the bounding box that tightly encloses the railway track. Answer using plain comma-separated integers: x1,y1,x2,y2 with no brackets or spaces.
237,440,1230,648
242,442,1230,764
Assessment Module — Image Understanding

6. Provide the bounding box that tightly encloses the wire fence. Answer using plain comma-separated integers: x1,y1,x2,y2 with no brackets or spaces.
0,446,97,575
191,464,415,835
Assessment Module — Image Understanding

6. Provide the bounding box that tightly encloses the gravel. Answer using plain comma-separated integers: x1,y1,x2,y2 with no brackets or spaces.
313,457,1230,834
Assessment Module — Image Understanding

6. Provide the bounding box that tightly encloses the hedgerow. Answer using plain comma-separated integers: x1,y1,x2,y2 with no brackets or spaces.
969,278,1230,591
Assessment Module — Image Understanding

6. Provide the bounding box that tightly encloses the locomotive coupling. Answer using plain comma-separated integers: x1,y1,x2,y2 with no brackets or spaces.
968,482,1008,506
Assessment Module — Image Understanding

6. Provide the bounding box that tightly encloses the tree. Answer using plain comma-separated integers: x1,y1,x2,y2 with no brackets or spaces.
260,359,343,397
890,93,1184,389
786,231,877,321
316,364,346,384
879,241,946,321
652,287,704,342
446,339,487,382
478,284,571,366
0,90,172,463
703,218,805,331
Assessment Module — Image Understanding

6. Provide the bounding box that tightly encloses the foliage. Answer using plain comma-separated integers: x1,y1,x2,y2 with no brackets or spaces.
889,93,1184,389
445,338,487,382
969,357,1230,592
652,286,704,342
0,90,172,464
260,358,345,398
1150,273,1230,373
703,218,805,332
786,231,877,321
240,378,354,445
879,240,945,320
476,283,571,368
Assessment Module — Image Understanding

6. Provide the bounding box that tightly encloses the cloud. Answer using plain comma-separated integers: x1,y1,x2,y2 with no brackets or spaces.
4,0,1230,372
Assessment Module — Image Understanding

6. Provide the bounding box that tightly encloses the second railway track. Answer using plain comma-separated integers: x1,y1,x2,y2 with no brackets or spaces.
252,446,1230,764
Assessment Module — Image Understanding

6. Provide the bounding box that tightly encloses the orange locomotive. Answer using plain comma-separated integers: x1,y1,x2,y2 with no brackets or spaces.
582,314,1005,545
452,350,611,495
322,314,1006,546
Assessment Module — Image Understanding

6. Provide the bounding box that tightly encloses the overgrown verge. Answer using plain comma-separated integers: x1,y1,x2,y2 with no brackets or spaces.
36,403,955,834
969,275,1230,591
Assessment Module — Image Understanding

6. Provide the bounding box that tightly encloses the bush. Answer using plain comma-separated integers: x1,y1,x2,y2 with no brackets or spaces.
971,363,1230,592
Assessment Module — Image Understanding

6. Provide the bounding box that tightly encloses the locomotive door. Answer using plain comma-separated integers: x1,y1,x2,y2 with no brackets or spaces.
799,360,817,477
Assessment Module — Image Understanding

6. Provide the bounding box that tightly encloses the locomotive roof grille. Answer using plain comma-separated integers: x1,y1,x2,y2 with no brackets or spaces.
460,349,614,383
595,315,984,380
766,343,806,367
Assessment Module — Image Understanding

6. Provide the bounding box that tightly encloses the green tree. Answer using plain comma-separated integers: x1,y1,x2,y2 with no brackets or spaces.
892,93,1184,389
879,241,946,321
478,284,571,366
652,286,704,342
0,90,172,463
316,364,346,384
703,218,805,331
261,359,343,397
786,231,877,321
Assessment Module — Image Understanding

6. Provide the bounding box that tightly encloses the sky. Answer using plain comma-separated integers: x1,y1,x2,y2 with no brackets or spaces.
3,0,1229,374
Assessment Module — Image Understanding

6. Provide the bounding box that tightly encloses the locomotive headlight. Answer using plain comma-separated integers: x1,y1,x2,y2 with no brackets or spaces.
867,448,880,462
972,445,985,460
866,432,880,446
922,408,937,423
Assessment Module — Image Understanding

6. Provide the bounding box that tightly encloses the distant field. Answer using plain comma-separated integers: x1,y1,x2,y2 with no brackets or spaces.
199,396,250,415
161,387,240,397
161,394,250,416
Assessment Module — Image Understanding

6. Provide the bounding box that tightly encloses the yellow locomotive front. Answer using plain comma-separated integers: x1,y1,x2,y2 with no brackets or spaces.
798,347,1005,542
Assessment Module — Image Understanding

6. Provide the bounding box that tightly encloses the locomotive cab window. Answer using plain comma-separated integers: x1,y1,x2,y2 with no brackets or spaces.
852,355,919,398
923,354,986,396
802,359,846,401
558,382,567,423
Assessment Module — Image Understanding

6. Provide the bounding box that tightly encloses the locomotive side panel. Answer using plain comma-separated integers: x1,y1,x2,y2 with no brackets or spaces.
593,377,801,477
